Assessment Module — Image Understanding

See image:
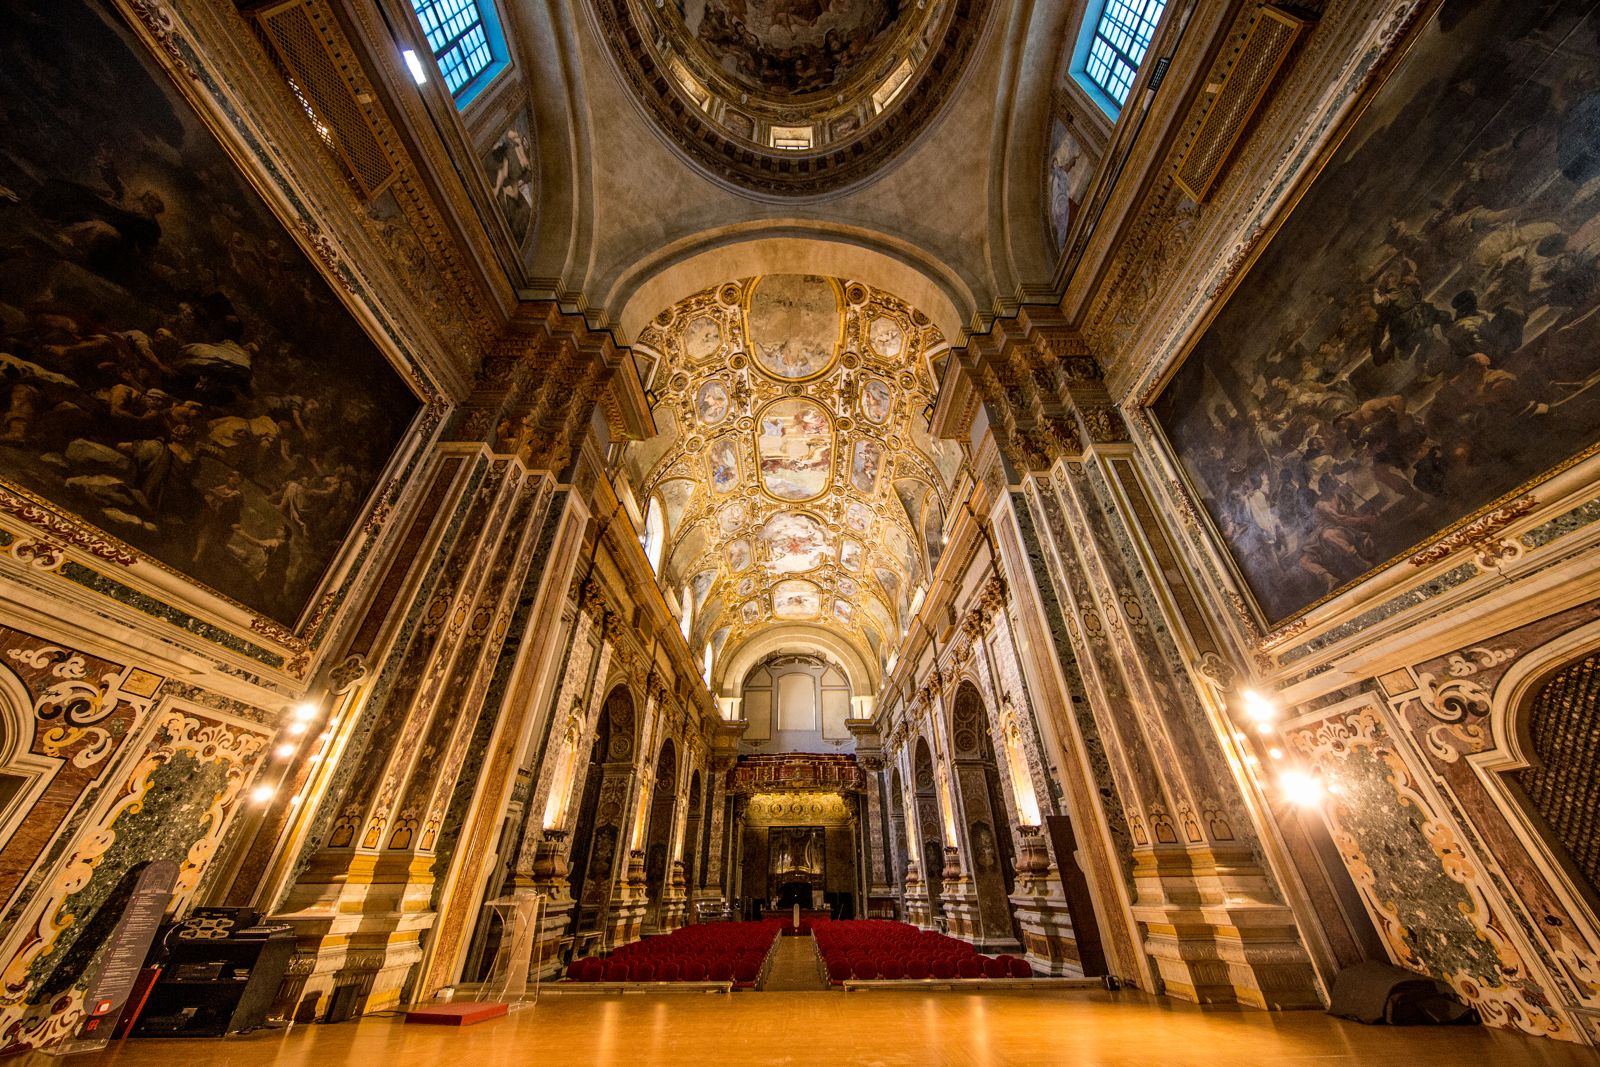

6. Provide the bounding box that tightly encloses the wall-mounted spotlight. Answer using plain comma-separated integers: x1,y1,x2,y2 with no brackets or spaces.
402,49,429,86
1277,769,1324,807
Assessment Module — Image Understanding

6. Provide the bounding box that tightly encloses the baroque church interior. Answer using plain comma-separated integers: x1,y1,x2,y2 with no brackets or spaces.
2,0,1600,1063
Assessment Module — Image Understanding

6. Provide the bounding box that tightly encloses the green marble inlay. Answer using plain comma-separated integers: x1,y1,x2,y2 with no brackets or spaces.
1279,562,1478,665
24,750,228,1003
60,562,284,670
1521,496,1600,550
1337,744,1500,985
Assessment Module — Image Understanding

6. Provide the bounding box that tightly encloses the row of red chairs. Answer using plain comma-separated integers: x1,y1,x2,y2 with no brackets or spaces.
811,919,1032,982
565,919,783,985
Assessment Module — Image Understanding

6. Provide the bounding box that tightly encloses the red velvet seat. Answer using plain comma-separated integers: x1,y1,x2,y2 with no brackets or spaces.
681,959,707,981
851,958,879,980
878,958,905,979
709,960,735,982
630,961,656,981
983,956,1009,979
605,960,630,982
1005,956,1032,978
827,958,852,983
905,958,930,979
931,958,958,979
734,959,760,984
958,957,985,979
656,961,681,981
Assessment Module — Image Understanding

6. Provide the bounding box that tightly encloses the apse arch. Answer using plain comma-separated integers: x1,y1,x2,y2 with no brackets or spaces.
715,624,877,700
611,229,973,343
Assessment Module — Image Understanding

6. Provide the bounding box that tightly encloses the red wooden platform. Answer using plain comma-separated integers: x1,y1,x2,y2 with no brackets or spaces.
404,1001,508,1026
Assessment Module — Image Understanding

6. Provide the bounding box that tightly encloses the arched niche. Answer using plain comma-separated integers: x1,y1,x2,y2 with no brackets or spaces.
715,624,876,700
611,230,972,344
948,680,1020,942
644,738,679,926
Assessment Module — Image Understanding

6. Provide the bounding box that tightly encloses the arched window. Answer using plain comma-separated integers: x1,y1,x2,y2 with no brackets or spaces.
409,0,507,107
1512,650,1600,911
1072,0,1168,117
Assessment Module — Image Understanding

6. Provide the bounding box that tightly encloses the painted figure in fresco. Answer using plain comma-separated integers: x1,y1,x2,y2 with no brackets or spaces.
683,0,902,96
482,117,535,243
860,378,892,422
698,380,731,424
684,316,722,359
851,439,881,493
758,400,832,499
710,439,739,491
868,316,903,357
1047,121,1093,251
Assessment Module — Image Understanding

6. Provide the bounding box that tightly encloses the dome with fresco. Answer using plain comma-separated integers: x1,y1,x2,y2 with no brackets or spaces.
591,0,993,195
621,274,968,679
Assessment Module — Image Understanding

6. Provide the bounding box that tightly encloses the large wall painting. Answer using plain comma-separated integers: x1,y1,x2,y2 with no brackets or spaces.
1152,0,1600,625
0,0,419,626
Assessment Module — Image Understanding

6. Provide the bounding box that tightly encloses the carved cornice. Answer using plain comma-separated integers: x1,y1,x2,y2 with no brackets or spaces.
1407,496,1538,569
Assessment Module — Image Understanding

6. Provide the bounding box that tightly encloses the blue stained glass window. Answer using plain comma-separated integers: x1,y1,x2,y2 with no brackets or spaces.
412,0,495,98
1080,0,1166,112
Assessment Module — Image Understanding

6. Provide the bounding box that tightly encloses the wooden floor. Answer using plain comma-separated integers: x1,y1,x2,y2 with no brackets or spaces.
32,988,1599,1067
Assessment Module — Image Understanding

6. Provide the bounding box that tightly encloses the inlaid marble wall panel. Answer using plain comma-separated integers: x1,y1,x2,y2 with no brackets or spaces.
0,621,270,1053
1284,603,1600,1044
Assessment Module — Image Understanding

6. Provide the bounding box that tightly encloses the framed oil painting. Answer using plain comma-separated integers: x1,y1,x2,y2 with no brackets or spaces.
1152,0,1600,626
0,0,419,626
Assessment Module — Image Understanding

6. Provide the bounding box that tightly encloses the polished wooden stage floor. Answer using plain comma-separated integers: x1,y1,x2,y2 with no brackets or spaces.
37,988,1597,1067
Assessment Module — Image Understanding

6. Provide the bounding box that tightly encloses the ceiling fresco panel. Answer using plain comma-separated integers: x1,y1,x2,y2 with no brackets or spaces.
626,274,966,675
747,275,842,380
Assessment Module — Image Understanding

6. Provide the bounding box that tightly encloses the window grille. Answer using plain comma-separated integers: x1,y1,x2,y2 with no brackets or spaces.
411,0,494,96
1515,651,1600,901
1083,0,1167,108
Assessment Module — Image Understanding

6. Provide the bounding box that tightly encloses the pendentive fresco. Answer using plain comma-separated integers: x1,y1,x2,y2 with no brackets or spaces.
1153,0,1600,624
0,0,419,625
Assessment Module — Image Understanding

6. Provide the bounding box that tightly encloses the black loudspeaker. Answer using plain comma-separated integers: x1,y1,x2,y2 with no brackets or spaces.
132,921,295,1037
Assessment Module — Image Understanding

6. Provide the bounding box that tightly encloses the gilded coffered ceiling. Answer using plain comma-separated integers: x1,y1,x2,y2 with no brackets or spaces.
624,275,966,679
